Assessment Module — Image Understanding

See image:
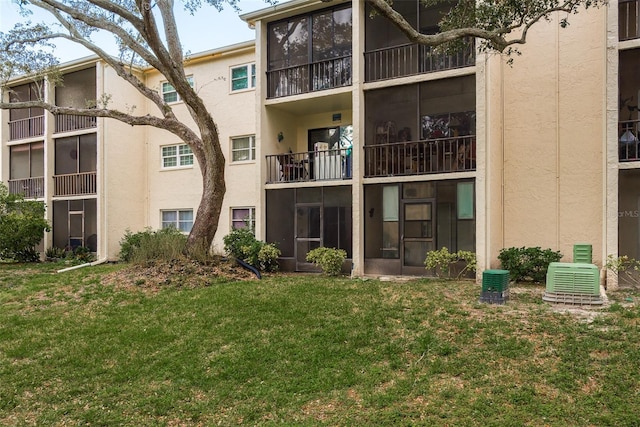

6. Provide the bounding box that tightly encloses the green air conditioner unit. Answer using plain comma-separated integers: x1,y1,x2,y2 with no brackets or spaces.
573,243,593,264
543,262,603,305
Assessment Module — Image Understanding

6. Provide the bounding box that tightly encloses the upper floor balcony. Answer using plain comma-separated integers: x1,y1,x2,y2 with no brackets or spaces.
266,147,352,184
267,55,352,98
8,176,45,199
364,135,475,177
620,0,640,41
54,113,97,134
364,38,475,83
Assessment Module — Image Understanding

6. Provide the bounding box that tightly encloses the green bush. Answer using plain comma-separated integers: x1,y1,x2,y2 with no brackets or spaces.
73,246,95,263
306,247,347,276
119,227,187,264
45,246,66,260
223,227,281,272
498,246,563,283
258,243,281,272
0,183,50,262
424,247,477,279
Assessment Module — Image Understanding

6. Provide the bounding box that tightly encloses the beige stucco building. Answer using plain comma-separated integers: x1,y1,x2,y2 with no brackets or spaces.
2,0,640,285
1,41,258,260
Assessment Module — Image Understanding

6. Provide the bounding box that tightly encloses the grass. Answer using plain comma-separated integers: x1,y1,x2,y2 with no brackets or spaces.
1,263,640,426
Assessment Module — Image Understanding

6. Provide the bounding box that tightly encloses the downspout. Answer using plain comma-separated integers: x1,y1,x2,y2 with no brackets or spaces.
555,17,561,250
57,257,108,273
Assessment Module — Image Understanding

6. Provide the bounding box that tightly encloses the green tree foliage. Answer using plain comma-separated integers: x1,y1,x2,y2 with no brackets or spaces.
0,182,49,262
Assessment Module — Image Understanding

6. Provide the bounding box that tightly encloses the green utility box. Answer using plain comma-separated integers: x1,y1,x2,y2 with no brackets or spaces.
573,243,593,264
480,269,510,304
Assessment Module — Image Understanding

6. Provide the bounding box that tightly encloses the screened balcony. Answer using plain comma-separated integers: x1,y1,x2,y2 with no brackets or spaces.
267,4,352,99
9,142,44,198
364,135,475,177
364,39,475,83
266,147,352,184
53,133,97,196
620,0,640,41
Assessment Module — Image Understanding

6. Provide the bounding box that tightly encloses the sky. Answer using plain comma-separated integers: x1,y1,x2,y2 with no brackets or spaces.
0,0,269,63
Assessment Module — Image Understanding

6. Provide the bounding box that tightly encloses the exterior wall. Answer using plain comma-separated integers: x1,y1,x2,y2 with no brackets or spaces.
99,63,148,259
497,8,607,266
143,46,257,253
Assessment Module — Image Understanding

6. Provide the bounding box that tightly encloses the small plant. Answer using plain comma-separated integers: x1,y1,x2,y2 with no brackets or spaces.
306,247,346,276
45,246,66,260
424,247,477,279
605,254,640,289
498,246,563,283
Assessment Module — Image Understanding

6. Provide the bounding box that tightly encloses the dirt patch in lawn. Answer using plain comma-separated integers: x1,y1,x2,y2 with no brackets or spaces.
103,258,258,291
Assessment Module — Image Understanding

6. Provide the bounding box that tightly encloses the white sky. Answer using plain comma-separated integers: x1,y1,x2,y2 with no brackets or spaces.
0,0,268,63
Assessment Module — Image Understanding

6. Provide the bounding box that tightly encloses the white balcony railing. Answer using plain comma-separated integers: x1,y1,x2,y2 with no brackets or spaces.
8,116,44,141
53,172,97,196
8,177,45,199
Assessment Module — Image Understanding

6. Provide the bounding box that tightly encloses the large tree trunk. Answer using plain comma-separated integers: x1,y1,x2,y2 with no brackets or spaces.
185,116,226,256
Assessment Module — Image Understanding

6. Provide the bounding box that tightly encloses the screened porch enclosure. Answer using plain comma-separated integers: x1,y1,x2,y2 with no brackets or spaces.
364,180,475,276
266,186,352,272
9,142,45,199
54,134,97,196
52,199,97,252
365,75,476,177
266,4,352,98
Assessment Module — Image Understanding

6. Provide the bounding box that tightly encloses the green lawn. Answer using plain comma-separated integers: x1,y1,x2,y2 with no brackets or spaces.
1,263,639,426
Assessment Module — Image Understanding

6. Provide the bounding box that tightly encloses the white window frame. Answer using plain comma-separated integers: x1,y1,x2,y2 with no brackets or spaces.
230,135,256,163
161,143,194,169
161,209,194,233
161,75,194,103
231,207,255,231
230,63,256,92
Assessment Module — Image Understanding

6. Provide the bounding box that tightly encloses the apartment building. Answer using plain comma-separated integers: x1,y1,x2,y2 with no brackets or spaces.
2,0,639,285
0,41,257,260
240,0,637,283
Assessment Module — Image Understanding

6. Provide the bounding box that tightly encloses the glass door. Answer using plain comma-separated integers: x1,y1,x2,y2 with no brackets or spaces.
68,211,84,250
295,204,322,271
401,200,435,275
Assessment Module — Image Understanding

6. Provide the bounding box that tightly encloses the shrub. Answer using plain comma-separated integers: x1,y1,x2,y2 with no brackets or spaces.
306,247,347,276
0,183,50,262
258,243,281,272
424,247,477,279
605,254,640,289
73,246,95,263
498,246,563,283
119,227,187,264
223,227,280,272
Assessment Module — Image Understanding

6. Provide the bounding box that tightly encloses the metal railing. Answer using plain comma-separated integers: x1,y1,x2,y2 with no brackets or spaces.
8,116,45,141
267,55,352,98
53,172,97,196
55,114,97,133
620,0,640,41
364,136,476,177
266,148,352,183
364,39,475,82
8,176,45,199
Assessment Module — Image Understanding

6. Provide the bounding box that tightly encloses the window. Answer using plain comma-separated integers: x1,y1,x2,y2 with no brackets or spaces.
161,76,194,103
231,63,256,91
162,144,194,168
231,135,256,162
232,207,255,230
162,209,194,232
